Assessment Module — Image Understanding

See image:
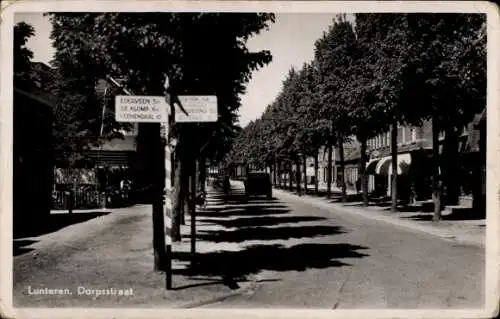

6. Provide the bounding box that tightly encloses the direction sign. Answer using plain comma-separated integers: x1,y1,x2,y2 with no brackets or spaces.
175,96,218,123
115,95,168,123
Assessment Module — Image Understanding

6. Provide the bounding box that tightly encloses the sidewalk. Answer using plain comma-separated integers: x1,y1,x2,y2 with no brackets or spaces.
13,187,258,309
272,186,485,247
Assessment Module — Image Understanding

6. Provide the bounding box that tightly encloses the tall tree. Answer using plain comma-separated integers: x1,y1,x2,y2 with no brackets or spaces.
14,22,35,81
48,13,275,270
353,13,415,210
314,16,357,201
392,13,486,220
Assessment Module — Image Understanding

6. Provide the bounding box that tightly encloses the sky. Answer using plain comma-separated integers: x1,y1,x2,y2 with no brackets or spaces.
14,12,351,127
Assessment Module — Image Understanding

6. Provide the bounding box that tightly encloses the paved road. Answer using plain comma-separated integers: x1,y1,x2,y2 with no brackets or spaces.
12,182,485,309
200,182,485,309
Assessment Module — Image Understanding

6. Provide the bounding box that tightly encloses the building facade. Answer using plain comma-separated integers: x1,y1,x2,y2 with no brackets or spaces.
307,113,485,211
14,62,56,223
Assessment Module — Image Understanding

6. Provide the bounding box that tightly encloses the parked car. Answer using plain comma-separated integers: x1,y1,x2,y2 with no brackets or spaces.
244,172,272,199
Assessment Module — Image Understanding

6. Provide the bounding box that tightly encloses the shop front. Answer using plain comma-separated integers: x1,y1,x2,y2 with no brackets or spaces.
367,149,433,202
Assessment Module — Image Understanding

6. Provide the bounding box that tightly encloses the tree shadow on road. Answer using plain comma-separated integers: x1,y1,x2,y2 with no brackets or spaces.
197,206,291,218
173,243,369,282
401,212,486,221
182,185,368,289
210,191,279,205
199,216,327,228
194,225,346,243
13,239,38,257
328,194,364,203
13,211,111,240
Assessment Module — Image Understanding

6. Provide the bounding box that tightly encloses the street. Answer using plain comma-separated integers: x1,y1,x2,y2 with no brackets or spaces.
13,181,485,309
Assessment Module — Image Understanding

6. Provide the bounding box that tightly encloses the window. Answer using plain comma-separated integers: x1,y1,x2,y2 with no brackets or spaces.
401,126,406,144
411,127,417,142
386,132,390,146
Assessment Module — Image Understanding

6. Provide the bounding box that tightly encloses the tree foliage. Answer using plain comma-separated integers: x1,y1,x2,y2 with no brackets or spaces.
14,22,35,83
228,13,486,216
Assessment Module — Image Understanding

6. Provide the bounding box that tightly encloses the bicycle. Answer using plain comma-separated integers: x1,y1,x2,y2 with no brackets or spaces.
195,190,208,208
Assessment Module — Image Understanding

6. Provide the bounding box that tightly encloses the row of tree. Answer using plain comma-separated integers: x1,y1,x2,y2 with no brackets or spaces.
226,13,486,221
15,13,276,270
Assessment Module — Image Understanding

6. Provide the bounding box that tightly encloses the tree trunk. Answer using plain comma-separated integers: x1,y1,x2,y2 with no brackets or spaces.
277,160,282,188
338,135,347,202
179,155,189,225
190,157,197,266
198,156,206,192
314,148,319,195
391,121,398,212
152,124,166,270
295,157,302,196
273,159,278,186
443,125,460,206
171,143,184,242
288,163,293,190
302,153,308,194
326,144,333,198
432,117,442,221
183,186,189,217
268,164,273,185
359,137,369,207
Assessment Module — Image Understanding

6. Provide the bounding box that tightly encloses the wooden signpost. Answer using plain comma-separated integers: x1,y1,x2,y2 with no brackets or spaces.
115,75,217,290
174,95,217,267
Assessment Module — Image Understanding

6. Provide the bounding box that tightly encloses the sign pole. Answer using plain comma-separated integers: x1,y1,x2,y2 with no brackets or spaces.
190,158,197,267
115,83,175,289
163,91,174,290
164,126,173,290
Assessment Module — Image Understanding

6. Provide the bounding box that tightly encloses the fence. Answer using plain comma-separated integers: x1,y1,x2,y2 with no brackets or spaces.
52,188,104,210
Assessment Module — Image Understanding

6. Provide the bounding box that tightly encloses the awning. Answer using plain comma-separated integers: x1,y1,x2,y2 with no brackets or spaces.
366,159,379,175
375,153,412,175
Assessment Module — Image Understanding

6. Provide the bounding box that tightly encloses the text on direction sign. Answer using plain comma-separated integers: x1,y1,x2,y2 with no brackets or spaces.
115,96,168,123
175,95,218,123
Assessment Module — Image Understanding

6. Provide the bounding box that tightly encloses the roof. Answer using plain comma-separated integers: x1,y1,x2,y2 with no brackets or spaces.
14,61,57,107
93,136,137,152
474,108,486,128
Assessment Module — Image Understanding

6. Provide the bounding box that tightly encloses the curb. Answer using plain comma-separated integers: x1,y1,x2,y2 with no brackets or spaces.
176,277,260,308
273,187,484,247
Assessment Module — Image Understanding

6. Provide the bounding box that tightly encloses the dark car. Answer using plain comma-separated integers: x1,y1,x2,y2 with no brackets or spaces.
244,172,272,199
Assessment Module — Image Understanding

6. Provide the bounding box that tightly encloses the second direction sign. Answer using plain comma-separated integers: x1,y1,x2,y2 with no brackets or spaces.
175,96,218,123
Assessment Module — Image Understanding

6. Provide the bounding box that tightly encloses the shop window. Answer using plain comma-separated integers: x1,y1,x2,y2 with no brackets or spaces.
398,126,404,144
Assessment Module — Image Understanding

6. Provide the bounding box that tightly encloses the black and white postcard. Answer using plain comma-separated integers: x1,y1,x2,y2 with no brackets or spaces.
1,1,499,318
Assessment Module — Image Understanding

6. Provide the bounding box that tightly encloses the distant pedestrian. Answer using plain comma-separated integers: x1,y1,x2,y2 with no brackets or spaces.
120,177,132,203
